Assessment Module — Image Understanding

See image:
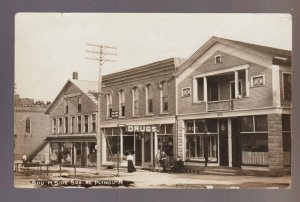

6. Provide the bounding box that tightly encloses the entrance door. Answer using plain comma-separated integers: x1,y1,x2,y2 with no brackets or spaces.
231,118,241,167
135,133,142,166
219,119,228,166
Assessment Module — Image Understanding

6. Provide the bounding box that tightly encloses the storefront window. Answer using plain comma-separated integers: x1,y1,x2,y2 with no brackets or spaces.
186,120,194,133
50,142,59,163
87,142,96,166
241,115,268,165
123,133,134,160
185,119,218,162
61,142,73,164
75,142,82,165
241,116,253,132
105,128,121,162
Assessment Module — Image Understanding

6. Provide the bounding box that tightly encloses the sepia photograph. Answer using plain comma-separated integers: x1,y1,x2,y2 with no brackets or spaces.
14,13,292,189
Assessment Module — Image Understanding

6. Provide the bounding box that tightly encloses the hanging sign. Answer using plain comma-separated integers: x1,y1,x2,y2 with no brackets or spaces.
125,125,158,132
111,111,119,118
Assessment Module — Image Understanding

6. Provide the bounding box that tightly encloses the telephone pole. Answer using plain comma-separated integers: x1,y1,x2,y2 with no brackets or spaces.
86,43,117,175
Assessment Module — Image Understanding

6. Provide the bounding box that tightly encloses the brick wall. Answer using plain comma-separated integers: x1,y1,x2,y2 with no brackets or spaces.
101,71,176,122
268,114,284,176
14,107,51,159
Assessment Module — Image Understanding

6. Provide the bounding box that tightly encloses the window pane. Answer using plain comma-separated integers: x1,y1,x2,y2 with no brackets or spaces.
148,99,153,113
195,119,205,133
185,120,194,133
148,85,153,99
282,114,291,131
197,78,204,101
165,124,173,134
255,115,268,131
241,133,268,152
241,116,253,132
283,132,291,151
206,119,217,133
106,136,120,162
283,73,291,100
185,135,204,161
158,135,173,156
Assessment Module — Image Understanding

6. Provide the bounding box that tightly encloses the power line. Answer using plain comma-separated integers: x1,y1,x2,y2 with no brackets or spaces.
86,43,117,175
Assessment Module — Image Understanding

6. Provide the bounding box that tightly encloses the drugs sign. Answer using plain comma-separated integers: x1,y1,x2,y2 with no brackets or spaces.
126,125,158,132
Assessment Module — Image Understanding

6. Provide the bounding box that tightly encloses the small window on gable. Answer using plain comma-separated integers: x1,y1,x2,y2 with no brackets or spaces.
251,75,265,87
182,87,191,97
215,55,222,64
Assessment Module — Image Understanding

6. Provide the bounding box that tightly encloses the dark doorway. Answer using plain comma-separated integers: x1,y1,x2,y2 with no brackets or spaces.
219,119,228,166
135,133,142,166
81,142,87,167
232,118,241,167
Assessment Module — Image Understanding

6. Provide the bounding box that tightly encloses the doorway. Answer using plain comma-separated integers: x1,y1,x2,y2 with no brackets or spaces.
219,119,228,166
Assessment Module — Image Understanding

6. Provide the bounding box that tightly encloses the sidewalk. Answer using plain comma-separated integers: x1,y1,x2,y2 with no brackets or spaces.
14,166,291,189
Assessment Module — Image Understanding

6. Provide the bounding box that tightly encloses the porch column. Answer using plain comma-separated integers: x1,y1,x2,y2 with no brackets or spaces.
234,71,239,98
193,78,198,103
228,118,232,167
272,65,281,107
203,76,207,102
120,127,123,162
245,68,250,97
44,143,50,164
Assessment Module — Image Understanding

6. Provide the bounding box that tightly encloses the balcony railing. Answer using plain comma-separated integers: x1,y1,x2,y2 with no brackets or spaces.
207,100,232,112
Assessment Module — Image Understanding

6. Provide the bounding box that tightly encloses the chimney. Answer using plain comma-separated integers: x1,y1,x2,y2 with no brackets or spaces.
73,72,78,80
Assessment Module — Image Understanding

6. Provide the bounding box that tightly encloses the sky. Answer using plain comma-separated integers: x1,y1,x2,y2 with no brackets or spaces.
15,13,292,102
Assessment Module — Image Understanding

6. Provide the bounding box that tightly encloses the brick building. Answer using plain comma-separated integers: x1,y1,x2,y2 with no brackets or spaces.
14,98,51,161
100,58,184,167
173,37,291,175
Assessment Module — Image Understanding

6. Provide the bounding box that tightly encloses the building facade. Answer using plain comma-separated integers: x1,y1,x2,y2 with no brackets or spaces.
173,37,291,175
36,37,291,176
45,75,99,166
14,98,51,161
100,58,184,167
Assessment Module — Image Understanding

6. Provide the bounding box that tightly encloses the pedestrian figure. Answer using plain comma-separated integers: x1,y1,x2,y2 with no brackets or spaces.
126,151,136,173
155,149,161,171
22,153,27,167
160,151,168,172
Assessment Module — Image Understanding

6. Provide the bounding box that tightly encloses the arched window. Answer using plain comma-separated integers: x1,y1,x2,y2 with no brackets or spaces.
132,87,139,116
160,81,168,112
25,118,31,133
119,90,125,117
145,84,153,114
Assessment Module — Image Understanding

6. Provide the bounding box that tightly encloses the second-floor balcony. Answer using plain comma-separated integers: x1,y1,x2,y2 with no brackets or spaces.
193,64,251,112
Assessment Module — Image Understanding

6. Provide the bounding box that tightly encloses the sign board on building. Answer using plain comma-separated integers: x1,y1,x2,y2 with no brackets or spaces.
111,111,119,118
125,125,158,132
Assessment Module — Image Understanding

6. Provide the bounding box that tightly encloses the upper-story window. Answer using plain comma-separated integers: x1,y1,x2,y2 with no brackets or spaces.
119,90,125,117
84,115,89,133
64,99,68,114
52,118,57,134
64,117,68,134
251,75,265,87
25,118,31,133
70,116,75,133
77,116,82,133
58,118,63,134
145,84,153,114
78,97,82,113
91,114,96,133
215,55,222,64
160,81,168,113
132,87,139,116
106,94,112,118
283,73,291,101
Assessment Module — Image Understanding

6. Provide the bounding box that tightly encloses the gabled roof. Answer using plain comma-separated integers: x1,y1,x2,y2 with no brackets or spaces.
71,80,98,104
173,36,291,77
45,79,98,114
